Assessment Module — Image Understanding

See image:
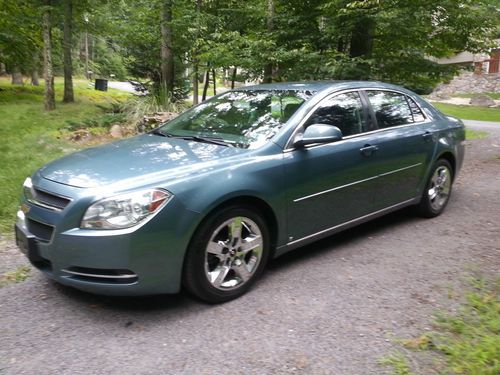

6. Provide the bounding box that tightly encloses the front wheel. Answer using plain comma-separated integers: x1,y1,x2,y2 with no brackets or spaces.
417,159,453,218
183,206,270,303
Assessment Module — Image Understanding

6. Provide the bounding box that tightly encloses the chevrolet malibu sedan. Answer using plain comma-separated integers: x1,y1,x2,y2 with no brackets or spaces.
15,81,465,303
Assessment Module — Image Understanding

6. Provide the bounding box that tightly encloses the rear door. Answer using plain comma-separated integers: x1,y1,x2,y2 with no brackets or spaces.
362,90,437,210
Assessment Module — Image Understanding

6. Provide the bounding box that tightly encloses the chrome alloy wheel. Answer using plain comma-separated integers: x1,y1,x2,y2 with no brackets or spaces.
428,165,451,211
204,216,263,290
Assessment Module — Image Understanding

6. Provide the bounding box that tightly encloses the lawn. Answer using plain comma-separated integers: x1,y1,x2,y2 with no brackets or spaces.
433,102,500,122
381,277,500,375
0,77,131,236
453,92,500,100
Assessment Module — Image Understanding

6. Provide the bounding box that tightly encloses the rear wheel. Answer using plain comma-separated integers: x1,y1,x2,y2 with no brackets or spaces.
183,206,270,303
417,159,453,218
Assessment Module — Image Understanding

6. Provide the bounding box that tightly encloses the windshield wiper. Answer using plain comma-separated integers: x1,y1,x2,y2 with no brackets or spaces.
149,128,170,137
173,135,232,147
149,129,232,147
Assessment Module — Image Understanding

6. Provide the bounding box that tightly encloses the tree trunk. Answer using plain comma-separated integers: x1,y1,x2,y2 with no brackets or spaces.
349,17,375,58
263,0,275,83
63,0,74,103
191,0,202,105
192,62,199,105
160,0,174,95
31,53,40,86
42,0,56,111
231,67,237,89
84,32,89,79
212,69,216,96
202,66,210,101
31,70,39,86
91,35,95,62
11,65,24,85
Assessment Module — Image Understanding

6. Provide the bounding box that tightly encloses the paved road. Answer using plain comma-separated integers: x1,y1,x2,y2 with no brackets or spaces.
108,81,143,95
107,81,230,99
1,127,499,374
463,119,500,131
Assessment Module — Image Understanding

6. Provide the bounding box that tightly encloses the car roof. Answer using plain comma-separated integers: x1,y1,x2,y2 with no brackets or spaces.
239,80,408,93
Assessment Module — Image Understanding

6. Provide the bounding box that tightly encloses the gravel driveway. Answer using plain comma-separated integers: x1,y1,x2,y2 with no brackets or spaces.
1,123,499,375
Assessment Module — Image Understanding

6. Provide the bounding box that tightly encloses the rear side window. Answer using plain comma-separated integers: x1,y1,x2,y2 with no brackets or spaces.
305,92,366,136
407,97,425,122
366,91,414,128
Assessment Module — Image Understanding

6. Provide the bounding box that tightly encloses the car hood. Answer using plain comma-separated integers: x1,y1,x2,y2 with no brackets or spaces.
39,134,245,188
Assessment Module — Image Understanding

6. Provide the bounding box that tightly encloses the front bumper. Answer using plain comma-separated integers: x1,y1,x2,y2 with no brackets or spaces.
15,180,201,296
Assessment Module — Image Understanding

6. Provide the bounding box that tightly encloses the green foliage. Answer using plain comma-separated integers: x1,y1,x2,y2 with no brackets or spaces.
432,279,500,374
0,77,130,236
378,352,412,375
87,38,128,80
123,83,181,124
64,112,127,131
1,0,498,93
0,0,42,73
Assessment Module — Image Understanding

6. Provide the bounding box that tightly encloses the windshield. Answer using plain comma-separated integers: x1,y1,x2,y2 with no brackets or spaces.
159,90,313,149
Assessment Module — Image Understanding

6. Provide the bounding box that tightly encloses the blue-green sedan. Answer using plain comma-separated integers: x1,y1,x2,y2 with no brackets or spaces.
15,81,465,303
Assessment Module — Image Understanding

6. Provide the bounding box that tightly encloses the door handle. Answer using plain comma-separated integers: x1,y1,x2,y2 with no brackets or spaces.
360,144,379,156
422,132,433,142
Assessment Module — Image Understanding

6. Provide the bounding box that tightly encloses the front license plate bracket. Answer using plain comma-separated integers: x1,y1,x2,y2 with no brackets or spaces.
15,224,44,263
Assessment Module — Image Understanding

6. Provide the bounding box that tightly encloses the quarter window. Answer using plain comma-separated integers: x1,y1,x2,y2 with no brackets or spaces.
366,91,414,128
407,97,425,122
305,92,366,137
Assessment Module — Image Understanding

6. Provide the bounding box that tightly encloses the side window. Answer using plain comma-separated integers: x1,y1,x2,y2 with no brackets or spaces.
407,97,425,122
366,91,414,128
304,92,366,137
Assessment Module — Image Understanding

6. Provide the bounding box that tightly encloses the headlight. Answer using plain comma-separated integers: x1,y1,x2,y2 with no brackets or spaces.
81,189,172,229
23,177,34,202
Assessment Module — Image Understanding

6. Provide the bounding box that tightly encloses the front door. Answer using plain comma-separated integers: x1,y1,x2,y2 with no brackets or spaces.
284,91,378,242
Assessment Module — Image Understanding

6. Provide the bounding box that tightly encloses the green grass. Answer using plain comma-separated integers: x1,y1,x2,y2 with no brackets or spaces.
453,92,500,100
379,353,411,375
0,77,131,236
0,265,31,287
381,278,500,375
466,128,489,140
433,102,500,122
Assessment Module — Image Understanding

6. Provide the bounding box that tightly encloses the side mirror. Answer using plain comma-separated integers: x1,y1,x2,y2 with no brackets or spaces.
294,124,343,147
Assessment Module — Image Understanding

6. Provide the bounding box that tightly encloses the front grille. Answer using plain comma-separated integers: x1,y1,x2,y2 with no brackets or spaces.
32,188,71,210
27,219,54,242
62,267,138,284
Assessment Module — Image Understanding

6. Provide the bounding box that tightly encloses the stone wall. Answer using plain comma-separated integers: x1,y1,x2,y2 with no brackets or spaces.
430,71,500,99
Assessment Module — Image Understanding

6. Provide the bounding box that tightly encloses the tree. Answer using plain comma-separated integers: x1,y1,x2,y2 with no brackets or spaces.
31,52,40,85
0,0,43,85
42,0,56,111
263,0,275,82
160,0,175,94
192,0,202,105
62,0,74,102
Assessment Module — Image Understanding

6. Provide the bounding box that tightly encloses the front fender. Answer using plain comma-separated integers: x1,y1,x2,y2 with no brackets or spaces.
166,144,288,246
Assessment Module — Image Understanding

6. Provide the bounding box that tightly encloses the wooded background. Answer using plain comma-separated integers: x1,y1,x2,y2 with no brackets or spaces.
0,0,498,110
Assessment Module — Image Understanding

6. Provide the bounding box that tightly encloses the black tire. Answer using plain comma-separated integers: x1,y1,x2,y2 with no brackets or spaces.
416,159,453,218
182,206,270,303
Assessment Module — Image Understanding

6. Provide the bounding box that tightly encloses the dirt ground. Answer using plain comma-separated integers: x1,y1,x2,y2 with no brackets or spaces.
0,123,498,375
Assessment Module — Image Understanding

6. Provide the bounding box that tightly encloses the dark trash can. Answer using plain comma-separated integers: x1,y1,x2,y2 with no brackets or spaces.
95,78,108,92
